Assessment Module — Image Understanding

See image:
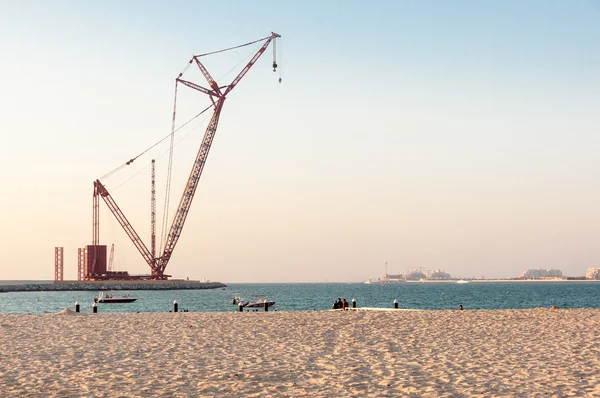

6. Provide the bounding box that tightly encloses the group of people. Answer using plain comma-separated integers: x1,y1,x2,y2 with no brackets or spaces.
331,297,349,310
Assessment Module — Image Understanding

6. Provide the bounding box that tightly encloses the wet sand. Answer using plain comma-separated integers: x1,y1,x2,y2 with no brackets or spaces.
0,308,599,397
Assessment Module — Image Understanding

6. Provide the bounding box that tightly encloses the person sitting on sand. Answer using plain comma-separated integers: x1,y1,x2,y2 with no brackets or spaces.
332,300,339,309
342,298,349,311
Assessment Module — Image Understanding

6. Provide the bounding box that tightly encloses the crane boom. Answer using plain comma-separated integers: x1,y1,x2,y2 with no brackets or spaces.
193,57,222,97
156,32,280,275
156,102,223,273
94,179,157,273
176,79,218,97
151,159,156,262
92,184,99,245
223,32,280,96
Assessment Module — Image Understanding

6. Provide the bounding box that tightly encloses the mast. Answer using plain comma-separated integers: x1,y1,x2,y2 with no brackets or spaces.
108,243,115,272
151,159,156,263
385,261,388,281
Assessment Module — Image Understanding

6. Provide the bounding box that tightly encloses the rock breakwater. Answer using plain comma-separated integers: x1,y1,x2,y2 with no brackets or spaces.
0,281,226,292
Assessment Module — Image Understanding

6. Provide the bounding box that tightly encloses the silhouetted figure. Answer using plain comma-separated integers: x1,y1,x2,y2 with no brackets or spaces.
459,305,463,310
335,298,342,309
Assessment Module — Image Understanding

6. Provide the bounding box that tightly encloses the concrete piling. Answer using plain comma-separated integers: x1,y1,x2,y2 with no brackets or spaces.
92,303,97,313
394,299,398,309
173,300,178,313
75,302,80,313
352,298,356,309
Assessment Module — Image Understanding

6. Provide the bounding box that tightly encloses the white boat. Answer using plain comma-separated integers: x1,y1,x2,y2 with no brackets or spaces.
94,291,137,303
240,295,275,309
457,280,469,284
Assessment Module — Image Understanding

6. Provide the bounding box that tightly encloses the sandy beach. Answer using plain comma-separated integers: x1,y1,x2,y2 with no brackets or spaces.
1,309,599,397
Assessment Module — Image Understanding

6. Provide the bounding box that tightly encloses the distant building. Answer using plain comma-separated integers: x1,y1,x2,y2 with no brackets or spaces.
406,271,427,281
586,268,600,280
519,268,563,279
428,269,452,280
384,273,404,282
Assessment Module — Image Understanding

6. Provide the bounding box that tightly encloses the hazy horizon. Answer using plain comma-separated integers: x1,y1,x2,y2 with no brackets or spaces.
1,1,599,282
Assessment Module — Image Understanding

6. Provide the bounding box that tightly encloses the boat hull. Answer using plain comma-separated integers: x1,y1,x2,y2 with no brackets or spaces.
95,298,137,303
244,301,275,308
94,297,137,304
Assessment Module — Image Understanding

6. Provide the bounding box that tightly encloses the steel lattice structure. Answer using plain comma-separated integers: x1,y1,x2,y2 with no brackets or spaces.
54,247,64,282
77,248,85,281
92,32,281,279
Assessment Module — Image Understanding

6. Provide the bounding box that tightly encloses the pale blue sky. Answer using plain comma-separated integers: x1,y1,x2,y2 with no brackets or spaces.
0,1,599,282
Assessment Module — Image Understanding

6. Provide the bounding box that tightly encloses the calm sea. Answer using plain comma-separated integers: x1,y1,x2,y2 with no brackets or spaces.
0,282,599,314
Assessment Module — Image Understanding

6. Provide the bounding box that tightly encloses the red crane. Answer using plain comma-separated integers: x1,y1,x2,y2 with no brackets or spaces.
92,32,281,279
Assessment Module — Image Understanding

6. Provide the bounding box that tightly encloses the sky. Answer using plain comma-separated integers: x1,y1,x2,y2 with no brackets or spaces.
0,1,599,282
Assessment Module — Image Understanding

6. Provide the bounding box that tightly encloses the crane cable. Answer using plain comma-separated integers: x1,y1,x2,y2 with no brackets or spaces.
159,81,179,255
99,40,267,183
157,42,266,253
194,35,270,58
110,112,214,192
100,36,276,255
278,38,283,82
100,35,272,182
216,42,264,84
99,102,213,182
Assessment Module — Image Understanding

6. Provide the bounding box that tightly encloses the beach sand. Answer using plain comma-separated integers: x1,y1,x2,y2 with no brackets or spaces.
0,308,599,397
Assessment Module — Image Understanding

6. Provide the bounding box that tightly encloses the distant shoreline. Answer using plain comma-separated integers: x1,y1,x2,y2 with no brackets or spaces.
404,279,598,283
1,279,598,287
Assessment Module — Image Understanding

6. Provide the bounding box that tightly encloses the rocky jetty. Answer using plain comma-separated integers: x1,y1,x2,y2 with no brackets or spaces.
0,281,226,292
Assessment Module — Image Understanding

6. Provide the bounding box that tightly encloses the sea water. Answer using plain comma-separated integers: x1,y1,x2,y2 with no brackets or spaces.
0,282,599,314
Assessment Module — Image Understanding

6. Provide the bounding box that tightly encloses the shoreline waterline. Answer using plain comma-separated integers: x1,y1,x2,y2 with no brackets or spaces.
1,282,599,314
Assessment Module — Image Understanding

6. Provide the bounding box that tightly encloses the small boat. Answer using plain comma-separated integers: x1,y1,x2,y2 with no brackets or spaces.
241,295,276,309
457,280,469,284
94,291,137,303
